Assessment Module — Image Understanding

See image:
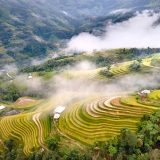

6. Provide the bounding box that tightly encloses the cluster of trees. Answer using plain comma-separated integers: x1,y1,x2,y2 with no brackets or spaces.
0,83,23,102
1,139,26,160
20,48,160,73
20,56,77,73
1,137,92,160
129,61,141,72
0,29,13,45
99,65,114,77
28,137,92,160
115,48,160,60
96,109,160,160
21,39,47,57
0,80,48,103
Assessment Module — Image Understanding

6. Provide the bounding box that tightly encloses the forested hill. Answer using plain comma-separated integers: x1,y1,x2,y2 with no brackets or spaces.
46,0,159,16
0,0,79,67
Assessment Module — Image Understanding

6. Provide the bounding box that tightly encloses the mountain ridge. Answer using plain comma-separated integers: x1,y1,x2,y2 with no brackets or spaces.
0,0,160,68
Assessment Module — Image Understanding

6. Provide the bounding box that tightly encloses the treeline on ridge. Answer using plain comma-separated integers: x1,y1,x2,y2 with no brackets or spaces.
21,48,160,73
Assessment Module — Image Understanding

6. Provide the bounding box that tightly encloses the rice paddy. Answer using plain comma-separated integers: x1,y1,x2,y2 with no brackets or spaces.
58,94,158,145
1,53,160,155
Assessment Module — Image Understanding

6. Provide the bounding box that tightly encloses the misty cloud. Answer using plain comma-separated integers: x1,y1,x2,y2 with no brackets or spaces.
52,70,160,96
67,10,160,52
109,8,132,15
38,61,159,97
2,63,17,71
10,61,160,101
72,61,97,71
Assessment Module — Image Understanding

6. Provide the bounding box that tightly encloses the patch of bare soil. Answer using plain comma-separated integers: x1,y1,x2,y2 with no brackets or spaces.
15,97,35,106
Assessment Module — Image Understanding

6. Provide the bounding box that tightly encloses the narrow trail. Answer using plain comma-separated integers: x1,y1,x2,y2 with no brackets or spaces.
54,122,86,150
7,72,12,79
0,139,8,150
32,112,49,151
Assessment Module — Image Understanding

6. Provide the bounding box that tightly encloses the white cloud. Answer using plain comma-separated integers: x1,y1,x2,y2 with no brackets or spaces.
73,61,97,71
109,8,132,14
67,11,160,52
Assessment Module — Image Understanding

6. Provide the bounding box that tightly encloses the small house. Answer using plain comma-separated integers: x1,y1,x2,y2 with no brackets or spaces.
5,110,18,116
138,90,151,100
0,105,6,110
53,106,65,122
54,113,60,122
28,73,33,79
39,148,45,154
53,106,65,114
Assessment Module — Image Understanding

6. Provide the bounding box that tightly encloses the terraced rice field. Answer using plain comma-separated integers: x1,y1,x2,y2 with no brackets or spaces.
109,62,131,75
58,94,158,145
0,113,39,155
63,62,133,80
0,98,54,155
1,53,160,155
62,56,157,80
147,90,160,99
0,93,81,155
63,67,107,80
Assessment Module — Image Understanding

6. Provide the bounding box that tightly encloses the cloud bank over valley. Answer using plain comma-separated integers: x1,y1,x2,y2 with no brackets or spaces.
67,11,160,52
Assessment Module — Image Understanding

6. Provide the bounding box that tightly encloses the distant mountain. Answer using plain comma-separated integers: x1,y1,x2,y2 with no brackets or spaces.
0,0,160,68
0,0,81,67
44,0,160,16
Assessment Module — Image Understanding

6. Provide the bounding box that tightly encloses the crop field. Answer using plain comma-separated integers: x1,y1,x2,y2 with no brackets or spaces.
58,94,158,145
0,93,84,155
147,90,160,99
0,96,58,155
0,92,158,154
62,55,160,80
1,53,160,155
62,67,107,80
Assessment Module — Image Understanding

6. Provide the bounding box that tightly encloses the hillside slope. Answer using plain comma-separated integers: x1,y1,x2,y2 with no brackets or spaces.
0,0,160,68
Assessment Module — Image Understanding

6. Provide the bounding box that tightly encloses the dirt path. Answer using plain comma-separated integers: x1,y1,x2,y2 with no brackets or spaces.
54,122,86,150
32,112,49,151
0,139,8,150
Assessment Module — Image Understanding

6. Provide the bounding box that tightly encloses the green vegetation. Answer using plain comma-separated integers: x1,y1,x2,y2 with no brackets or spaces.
2,0,160,159
0,80,46,103
1,51,160,159
21,48,160,73
58,94,158,145
102,109,160,160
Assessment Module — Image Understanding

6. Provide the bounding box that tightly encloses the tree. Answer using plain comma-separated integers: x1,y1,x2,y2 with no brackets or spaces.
127,154,137,160
137,138,143,148
118,127,137,154
116,153,123,160
108,145,117,157
46,138,58,151
149,149,160,160
4,139,14,151
35,153,42,160
129,61,140,71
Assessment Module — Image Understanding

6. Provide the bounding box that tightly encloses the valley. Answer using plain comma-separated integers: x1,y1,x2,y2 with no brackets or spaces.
1,51,160,159
1,0,160,159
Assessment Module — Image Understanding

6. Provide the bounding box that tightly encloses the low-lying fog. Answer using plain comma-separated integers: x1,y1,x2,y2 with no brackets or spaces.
67,10,160,52
13,61,160,98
